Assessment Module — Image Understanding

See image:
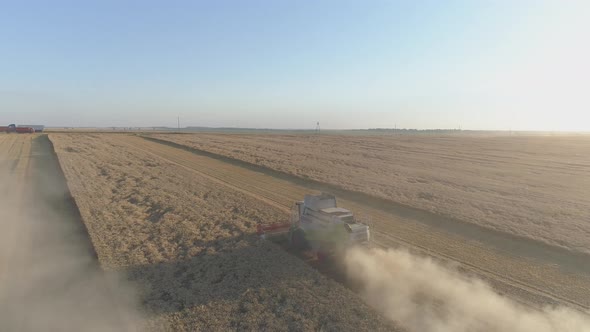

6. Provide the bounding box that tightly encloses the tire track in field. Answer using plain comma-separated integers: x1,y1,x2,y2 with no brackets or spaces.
122,135,590,313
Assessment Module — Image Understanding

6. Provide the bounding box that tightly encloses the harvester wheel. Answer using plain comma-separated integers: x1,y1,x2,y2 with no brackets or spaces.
317,250,329,263
289,229,309,250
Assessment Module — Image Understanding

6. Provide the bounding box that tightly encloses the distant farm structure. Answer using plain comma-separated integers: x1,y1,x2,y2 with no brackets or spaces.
0,124,33,133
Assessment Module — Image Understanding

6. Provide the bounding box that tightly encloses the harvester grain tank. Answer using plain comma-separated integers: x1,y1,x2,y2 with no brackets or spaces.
257,193,370,260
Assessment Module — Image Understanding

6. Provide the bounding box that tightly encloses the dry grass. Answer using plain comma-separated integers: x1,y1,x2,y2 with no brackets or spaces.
50,134,399,331
150,133,590,254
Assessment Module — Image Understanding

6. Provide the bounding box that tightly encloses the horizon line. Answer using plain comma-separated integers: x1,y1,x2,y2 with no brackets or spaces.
41,126,590,134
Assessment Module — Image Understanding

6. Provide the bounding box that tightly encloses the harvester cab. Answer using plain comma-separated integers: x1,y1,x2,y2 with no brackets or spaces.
257,193,370,260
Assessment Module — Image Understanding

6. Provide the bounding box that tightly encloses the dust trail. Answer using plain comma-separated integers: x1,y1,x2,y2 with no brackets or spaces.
344,247,590,332
0,171,141,331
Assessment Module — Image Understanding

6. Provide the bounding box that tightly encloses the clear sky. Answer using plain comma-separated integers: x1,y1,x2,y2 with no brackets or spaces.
1,0,588,130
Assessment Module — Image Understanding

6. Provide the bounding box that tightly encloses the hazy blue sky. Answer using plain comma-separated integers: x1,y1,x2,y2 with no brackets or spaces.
1,1,588,130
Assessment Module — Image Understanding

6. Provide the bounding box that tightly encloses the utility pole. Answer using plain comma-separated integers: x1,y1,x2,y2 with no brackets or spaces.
177,116,180,130
316,121,320,135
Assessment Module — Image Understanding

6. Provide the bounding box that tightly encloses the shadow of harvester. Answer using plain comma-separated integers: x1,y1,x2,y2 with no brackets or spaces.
121,235,391,331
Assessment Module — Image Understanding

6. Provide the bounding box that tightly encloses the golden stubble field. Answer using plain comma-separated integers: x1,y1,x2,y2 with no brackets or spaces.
151,133,590,254
50,134,399,331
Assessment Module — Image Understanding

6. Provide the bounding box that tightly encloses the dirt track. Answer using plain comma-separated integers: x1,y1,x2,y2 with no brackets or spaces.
120,135,590,311
0,134,137,331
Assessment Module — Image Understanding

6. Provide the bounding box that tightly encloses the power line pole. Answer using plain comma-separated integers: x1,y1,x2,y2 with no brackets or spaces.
177,116,180,130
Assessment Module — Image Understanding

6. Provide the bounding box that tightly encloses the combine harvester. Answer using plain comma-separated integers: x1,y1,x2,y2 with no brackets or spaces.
258,193,371,262
0,124,35,134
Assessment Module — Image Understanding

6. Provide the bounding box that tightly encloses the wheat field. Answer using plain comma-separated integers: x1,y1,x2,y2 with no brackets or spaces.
151,133,590,254
50,133,400,331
